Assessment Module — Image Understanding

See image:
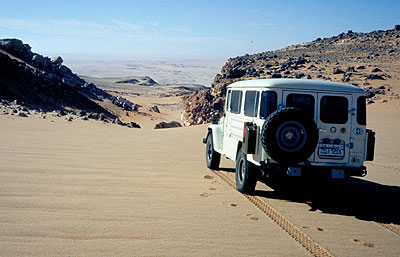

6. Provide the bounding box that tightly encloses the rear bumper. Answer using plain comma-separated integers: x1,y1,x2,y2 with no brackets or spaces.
261,163,367,178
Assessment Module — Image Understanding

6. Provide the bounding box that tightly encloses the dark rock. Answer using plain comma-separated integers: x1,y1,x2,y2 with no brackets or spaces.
346,66,356,72
127,122,141,128
366,74,385,80
225,68,246,79
17,112,28,117
88,112,99,119
148,105,160,113
333,68,345,74
395,25,400,31
98,113,106,121
154,121,182,129
270,73,282,78
295,56,308,65
51,56,63,67
371,67,382,72
32,54,50,68
357,65,366,69
294,72,305,79
113,118,123,125
78,110,87,117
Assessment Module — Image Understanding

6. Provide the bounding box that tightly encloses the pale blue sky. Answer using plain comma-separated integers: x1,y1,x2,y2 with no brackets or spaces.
0,0,399,58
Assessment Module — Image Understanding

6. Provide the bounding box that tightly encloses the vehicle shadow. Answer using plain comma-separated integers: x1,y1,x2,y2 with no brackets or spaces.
255,177,400,225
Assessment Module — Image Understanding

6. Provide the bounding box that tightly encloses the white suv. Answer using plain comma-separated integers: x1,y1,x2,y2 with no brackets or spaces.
204,79,375,193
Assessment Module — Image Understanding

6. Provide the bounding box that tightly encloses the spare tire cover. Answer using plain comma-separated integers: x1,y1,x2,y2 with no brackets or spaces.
261,107,319,165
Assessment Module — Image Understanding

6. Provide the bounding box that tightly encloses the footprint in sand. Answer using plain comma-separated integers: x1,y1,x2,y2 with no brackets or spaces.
211,181,220,185
204,175,214,180
246,213,259,221
200,192,210,197
222,202,238,207
209,187,217,191
354,239,376,248
302,226,327,232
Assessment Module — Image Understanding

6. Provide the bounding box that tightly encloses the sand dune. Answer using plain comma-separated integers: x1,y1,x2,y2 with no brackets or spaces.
0,115,310,256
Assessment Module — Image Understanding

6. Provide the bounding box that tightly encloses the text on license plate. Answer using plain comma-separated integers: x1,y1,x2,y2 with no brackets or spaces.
318,144,345,157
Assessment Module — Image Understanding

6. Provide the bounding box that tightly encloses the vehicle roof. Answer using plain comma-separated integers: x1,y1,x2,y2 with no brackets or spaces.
227,78,365,93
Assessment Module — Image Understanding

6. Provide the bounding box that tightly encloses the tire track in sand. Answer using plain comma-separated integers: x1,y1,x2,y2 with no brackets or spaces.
210,170,333,257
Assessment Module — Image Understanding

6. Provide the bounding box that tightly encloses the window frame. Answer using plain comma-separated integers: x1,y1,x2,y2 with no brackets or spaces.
357,96,366,125
229,90,243,114
260,90,278,119
244,90,260,117
286,93,315,119
320,95,349,124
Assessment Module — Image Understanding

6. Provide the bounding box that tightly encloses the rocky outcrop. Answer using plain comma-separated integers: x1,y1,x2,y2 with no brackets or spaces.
0,38,114,118
182,25,400,125
111,96,139,111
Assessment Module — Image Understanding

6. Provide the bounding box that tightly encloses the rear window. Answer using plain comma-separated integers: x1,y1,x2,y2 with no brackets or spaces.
244,91,259,117
320,96,348,124
260,91,277,119
229,90,242,114
286,93,315,118
357,96,366,125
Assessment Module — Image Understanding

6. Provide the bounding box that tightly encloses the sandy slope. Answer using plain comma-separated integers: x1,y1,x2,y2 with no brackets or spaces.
0,115,309,256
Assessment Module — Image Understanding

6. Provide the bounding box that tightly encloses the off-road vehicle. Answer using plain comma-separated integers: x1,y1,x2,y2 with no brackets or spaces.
204,79,375,193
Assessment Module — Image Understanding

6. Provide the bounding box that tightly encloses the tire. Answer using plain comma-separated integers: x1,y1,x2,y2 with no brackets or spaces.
235,148,257,194
206,132,221,170
261,107,319,165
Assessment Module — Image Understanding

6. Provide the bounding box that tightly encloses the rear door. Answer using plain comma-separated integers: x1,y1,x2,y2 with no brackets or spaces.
315,94,352,164
283,91,318,161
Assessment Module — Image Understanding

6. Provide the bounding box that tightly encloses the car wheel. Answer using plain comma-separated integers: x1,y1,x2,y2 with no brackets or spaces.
261,107,319,165
235,148,257,194
206,132,220,170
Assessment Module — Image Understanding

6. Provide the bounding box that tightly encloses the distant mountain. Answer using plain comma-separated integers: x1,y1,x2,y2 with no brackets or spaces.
182,25,400,125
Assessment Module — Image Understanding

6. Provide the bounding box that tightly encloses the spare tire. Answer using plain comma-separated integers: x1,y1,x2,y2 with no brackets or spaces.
261,107,319,165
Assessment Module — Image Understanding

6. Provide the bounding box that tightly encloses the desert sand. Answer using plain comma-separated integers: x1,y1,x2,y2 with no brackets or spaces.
0,114,310,256
1,96,400,256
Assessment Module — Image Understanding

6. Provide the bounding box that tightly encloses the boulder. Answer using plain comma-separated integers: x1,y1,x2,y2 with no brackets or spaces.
148,105,160,113
333,68,345,74
367,74,385,80
127,122,141,128
51,56,63,67
17,112,28,117
154,121,182,129
32,54,50,68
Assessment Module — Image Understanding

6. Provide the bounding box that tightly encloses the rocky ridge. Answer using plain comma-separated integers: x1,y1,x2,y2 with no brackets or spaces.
182,25,400,125
0,38,142,128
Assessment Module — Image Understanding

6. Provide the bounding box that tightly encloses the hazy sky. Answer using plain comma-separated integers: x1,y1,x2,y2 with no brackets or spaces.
1,0,399,58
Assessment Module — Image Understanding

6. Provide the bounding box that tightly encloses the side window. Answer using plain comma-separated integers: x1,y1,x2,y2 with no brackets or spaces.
286,93,315,118
357,96,366,125
320,96,348,124
225,90,231,112
229,90,242,114
244,91,259,117
260,91,277,119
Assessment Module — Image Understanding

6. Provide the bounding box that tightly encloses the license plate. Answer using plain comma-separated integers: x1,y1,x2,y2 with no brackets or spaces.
319,144,345,157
